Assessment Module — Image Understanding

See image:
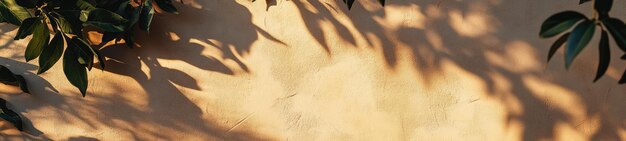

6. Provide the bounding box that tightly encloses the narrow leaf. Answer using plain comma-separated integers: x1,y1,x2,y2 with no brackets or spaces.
13,17,38,40
63,45,88,96
38,33,65,74
548,33,570,62
24,20,50,62
594,30,610,82
139,0,155,31
565,20,595,69
540,11,587,38
602,18,626,52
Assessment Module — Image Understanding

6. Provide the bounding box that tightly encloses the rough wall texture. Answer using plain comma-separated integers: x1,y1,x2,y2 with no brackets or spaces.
0,0,625,140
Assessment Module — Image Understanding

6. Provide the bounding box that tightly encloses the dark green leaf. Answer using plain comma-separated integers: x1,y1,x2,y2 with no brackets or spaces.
378,0,385,6
540,11,587,38
87,8,127,24
548,33,570,62
565,20,595,69
139,0,155,31
0,2,19,25
63,44,88,96
2,0,31,21
76,0,96,10
154,0,178,14
38,33,65,74
70,37,95,70
13,17,38,40
24,20,50,62
602,18,626,52
0,98,22,131
595,0,612,19
343,0,355,10
594,30,610,82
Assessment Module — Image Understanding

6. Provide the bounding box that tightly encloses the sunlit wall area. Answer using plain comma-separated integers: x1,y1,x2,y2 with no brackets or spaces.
0,0,625,140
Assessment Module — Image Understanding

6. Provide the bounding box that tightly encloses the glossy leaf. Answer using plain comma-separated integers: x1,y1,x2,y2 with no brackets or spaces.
0,98,22,131
548,33,570,62
1,0,31,22
594,30,610,82
69,37,95,70
154,0,178,14
565,20,595,69
87,8,127,24
38,33,65,74
13,17,38,40
24,20,50,62
0,1,26,25
540,11,586,38
602,18,626,52
139,0,155,31
63,44,88,96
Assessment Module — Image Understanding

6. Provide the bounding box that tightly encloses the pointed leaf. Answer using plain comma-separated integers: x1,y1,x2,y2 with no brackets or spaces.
602,18,626,52
594,30,610,82
13,17,39,40
378,0,385,6
548,33,570,62
565,20,595,69
139,0,155,31
87,8,127,24
63,45,88,96
540,11,587,38
1,0,31,22
24,20,50,62
38,33,65,74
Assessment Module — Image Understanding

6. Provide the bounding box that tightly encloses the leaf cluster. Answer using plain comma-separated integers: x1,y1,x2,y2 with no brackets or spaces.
540,0,626,83
0,0,179,96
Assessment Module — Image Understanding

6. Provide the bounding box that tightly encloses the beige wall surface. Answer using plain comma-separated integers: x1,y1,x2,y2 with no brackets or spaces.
1,0,626,140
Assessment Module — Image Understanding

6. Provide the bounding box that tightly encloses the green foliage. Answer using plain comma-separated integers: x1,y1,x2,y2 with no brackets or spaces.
540,0,626,83
0,65,28,131
0,0,180,96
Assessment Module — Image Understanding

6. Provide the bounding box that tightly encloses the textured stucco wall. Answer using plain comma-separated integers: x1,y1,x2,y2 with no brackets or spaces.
1,0,626,140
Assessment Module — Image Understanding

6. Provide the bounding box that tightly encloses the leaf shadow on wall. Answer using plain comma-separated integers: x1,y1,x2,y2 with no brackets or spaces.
0,0,283,140
291,0,626,140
